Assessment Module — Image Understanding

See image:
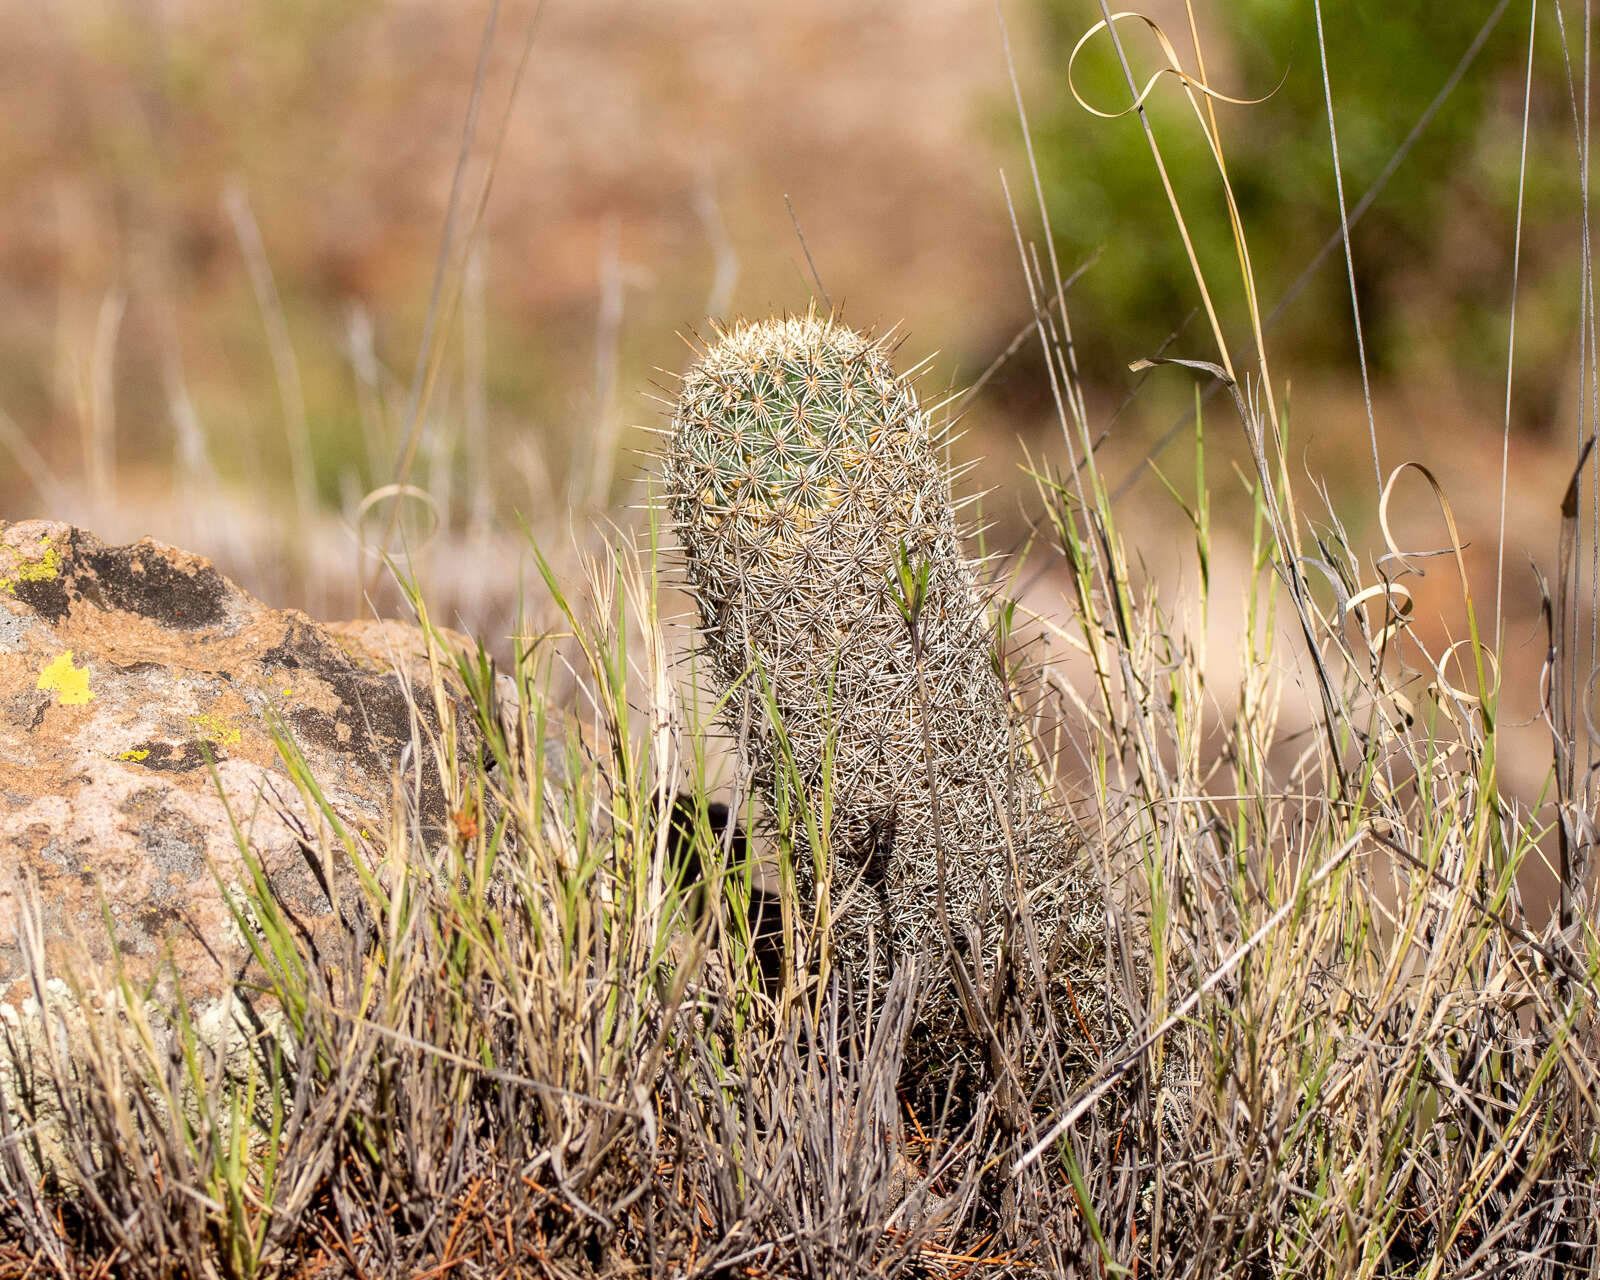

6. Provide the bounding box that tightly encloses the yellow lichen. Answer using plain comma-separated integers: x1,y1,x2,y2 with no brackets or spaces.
190,711,242,747
119,748,150,762
37,651,94,706
0,539,62,595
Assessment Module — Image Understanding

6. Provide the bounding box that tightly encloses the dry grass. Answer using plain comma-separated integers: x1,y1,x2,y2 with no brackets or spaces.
5,2,1600,1276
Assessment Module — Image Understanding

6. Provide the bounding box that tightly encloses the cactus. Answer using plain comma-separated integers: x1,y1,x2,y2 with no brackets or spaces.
663,311,1108,1035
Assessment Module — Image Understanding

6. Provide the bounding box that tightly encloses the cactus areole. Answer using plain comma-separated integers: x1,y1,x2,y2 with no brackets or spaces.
663,312,1102,1002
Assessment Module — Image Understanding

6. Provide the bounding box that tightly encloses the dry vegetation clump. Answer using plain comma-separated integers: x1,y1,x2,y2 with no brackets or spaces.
3,362,1599,1274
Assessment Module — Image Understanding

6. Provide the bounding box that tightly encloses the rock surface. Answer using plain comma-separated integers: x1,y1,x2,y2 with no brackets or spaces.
0,519,472,1011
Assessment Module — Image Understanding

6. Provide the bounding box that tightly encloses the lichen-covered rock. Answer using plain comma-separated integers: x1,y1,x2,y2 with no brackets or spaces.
0,519,470,1012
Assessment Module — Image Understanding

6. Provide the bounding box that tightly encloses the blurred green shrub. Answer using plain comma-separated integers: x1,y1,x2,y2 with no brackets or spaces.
1030,2,1576,430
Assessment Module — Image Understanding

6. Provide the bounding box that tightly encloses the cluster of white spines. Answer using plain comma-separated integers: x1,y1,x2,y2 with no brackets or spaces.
664,312,1103,1023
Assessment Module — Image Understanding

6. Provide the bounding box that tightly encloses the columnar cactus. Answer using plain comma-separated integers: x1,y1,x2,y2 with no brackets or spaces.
663,311,1106,1025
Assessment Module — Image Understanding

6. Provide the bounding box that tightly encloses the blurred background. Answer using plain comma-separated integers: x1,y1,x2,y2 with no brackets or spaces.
0,0,1590,796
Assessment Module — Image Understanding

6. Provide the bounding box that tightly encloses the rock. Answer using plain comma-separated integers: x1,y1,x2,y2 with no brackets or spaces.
0,519,474,1012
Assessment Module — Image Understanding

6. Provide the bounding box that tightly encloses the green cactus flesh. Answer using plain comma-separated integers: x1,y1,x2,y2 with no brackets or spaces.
664,312,1105,1023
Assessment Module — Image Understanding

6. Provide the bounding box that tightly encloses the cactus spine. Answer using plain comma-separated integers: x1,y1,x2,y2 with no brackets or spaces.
664,312,1105,1025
